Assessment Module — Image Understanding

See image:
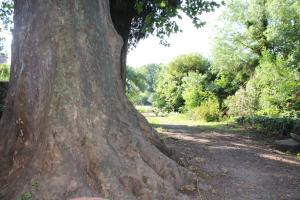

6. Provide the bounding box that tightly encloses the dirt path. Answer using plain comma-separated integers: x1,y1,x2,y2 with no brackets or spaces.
156,124,300,200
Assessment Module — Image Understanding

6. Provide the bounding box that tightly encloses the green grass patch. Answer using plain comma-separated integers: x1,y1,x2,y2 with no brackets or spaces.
146,112,237,131
0,64,10,81
135,105,153,113
135,106,251,135
146,113,196,126
297,153,300,161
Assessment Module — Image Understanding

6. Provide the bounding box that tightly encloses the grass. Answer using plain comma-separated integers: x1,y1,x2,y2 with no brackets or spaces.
137,106,270,140
140,106,300,160
0,64,10,81
135,105,154,113
145,111,235,129
136,106,299,141
146,113,195,125
16,181,39,200
143,110,300,165
137,106,299,143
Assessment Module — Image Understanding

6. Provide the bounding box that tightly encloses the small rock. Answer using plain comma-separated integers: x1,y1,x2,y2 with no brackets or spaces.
67,180,78,193
275,138,300,153
180,184,196,192
290,133,300,142
275,138,300,146
221,167,229,174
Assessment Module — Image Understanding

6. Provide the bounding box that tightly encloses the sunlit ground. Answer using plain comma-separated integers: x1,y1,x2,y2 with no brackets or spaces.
135,105,244,132
136,105,223,124
135,105,300,161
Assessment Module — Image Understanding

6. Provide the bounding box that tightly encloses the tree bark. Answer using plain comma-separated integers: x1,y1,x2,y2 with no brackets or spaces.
0,1,192,199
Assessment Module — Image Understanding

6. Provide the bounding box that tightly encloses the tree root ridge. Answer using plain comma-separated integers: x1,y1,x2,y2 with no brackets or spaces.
0,116,194,200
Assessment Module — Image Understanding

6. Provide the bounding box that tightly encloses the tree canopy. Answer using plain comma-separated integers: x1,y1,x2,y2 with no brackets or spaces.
153,54,211,111
0,0,222,47
127,0,222,46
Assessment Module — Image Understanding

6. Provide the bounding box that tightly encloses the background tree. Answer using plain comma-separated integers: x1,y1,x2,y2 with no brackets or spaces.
225,52,300,118
214,0,300,118
136,63,161,94
126,66,147,104
182,72,209,110
126,64,161,105
154,53,210,111
265,0,300,69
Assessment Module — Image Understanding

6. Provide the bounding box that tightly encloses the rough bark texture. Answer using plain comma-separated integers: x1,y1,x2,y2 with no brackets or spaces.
0,1,192,199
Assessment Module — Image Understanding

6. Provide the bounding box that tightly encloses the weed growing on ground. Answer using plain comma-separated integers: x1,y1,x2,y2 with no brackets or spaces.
297,153,300,160
16,181,39,200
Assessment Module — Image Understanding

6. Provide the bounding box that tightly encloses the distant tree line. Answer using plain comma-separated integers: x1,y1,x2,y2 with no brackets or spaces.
127,0,300,124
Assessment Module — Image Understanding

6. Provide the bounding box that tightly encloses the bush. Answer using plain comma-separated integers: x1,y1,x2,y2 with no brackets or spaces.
0,64,10,81
192,97,220,122
182,72,210,110
225,80,259,117
292,121,300,135
153,54,210,112
236,116,300,136
225,52,300,118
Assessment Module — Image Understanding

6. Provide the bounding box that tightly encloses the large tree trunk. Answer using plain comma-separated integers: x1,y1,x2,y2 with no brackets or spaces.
0,1,192,199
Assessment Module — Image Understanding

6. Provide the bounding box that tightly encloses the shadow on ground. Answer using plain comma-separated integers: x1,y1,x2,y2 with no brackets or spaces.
151,122,300,200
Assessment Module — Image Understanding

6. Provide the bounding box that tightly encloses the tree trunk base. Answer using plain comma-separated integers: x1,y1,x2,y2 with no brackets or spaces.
1,105,193,199
0,1,198,199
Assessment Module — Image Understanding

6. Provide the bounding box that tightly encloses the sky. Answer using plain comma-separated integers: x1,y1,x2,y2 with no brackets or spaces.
1,31,11,56
0,7,223,66
127,9,223,68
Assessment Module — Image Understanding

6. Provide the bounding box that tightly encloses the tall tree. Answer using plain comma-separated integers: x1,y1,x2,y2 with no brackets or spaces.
213,0,300,117
126,66,147,104
0,0,222,87
210,0,271,105
154,53,210,111
0,1,204,199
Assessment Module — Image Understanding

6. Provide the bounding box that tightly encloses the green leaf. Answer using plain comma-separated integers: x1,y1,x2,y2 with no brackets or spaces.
160,1,166,8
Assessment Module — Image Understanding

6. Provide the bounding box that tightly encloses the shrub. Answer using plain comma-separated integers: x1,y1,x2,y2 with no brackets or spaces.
292,121,300,135
192,97,220,122
256,55,299,118
236,116,299,136
225,80,259,117
153,54,210,112
182,72,210,110
225,52,300,118
0,64,10,81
